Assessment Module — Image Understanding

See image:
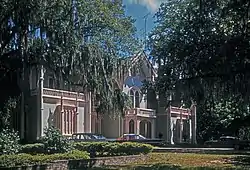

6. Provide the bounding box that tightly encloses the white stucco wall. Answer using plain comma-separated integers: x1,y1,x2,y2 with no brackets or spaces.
77,106,84,132
42,103,57,135
102,115,123,138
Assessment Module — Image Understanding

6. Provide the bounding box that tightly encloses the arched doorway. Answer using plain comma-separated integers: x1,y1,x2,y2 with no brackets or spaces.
129,119,135,134
146,121,152,138
139,120,152,138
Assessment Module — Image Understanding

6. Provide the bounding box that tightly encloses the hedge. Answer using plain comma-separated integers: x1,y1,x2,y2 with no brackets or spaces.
20,142,153,157
73,142,153,157
0,150,89,168
20,143,45,154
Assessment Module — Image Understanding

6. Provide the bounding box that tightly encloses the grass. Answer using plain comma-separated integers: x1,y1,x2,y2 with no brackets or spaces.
90,153,250,170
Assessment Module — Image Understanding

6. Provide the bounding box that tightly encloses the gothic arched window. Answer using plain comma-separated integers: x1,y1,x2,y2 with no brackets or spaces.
129,90,134,107
135,91,140,108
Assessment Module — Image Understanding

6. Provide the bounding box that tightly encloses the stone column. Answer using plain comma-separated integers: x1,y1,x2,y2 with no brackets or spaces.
189,119,192,143
166,106,171,143
191,104,197,144
84,103,88,132
151,119,156,138
61,94,65,134
179,110,183,143
88,92,92,133
136,119,140,135
170,119,174,144
145,122,148,137
38,65,44,138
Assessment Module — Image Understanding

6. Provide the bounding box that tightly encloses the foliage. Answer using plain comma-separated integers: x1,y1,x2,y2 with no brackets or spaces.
196,97,250,141
20,143,45,155
150,0,250,102
0,97,18,130
0,128,21,155
238,127,250,141
0,0,141,121
73,142,153,157
148,0,250,141
0,150,89,168
41,126,72,154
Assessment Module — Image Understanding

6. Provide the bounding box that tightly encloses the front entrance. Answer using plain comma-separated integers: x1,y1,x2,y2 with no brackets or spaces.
129,119,135,134
139,120,152,138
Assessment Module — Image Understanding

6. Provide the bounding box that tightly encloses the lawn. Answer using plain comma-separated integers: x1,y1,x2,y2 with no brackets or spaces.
92,153,250,170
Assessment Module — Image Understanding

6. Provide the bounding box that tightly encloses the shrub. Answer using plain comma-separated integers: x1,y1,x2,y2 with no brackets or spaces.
0,150,89,168
238,126,250,140
41,126,72,154
73,142,153,157
20,143,45,154
0,128,21,155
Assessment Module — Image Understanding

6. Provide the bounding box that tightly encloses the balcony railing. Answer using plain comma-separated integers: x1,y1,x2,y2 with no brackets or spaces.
43,88,85,101
127,108,156,117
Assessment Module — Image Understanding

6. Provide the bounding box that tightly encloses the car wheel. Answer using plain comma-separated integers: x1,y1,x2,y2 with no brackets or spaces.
234,144,240,150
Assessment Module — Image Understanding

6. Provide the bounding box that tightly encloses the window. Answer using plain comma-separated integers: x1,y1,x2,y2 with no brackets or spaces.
129,90,134,107
48,77,54,88
129,89,141,108
135,91,140,108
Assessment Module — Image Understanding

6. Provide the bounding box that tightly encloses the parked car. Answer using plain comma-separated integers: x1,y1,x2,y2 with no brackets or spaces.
116,133,166,146
70,133,108,142
204,136,250,150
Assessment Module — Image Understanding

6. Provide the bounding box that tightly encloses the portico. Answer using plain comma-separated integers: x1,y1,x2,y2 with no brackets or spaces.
158,104,197,144
124,108,156,138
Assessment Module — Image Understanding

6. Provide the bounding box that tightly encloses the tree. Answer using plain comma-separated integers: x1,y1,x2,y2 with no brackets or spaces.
150,0,250,102
0,0,140,121
148,0,250,140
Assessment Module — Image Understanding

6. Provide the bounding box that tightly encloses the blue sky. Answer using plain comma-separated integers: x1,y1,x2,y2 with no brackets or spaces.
123,0,165,39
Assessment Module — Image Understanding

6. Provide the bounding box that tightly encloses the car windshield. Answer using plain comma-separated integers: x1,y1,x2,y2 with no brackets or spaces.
123,134,146,140
220,136,237,140
93,134,106,139
138,135,146,139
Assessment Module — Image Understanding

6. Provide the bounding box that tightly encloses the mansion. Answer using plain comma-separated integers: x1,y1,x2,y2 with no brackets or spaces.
16,51,197,144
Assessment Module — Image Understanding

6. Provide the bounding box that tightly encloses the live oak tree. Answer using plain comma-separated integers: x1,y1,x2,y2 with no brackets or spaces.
0,0,141,129
149,0,250,140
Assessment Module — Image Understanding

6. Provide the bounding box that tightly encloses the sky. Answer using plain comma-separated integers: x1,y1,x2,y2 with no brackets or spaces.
123,0,165,39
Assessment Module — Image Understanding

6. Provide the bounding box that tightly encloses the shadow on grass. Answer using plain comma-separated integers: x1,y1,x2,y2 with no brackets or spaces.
232,155,250,168
88,164,242,170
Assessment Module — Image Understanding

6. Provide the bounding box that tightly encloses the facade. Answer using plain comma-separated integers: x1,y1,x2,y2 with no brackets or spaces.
18,51,196,144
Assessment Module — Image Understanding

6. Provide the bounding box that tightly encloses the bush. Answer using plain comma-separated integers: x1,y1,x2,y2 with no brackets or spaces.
0,150,89,168
0,128,21,155
73,142,153,157
41,126,72,154
20,143,45,154
238,126,250,140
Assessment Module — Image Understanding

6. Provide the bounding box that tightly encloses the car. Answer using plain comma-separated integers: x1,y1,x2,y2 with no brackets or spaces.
70,133,108,142
204,136,250,150
116,133,166,146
